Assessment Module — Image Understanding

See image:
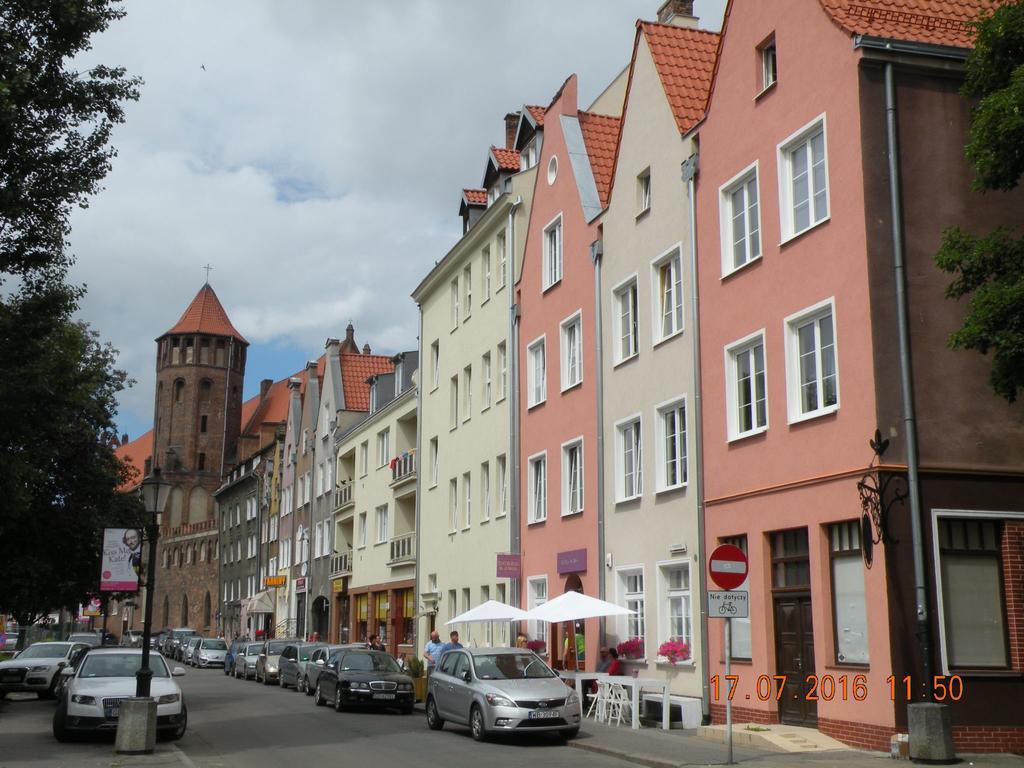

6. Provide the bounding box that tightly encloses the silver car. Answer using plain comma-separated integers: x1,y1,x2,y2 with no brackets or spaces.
183,636,203,666
278,642,323,692
193,638,227,668
0,642,90,699
234,643,262,680
256,638,298,685
426,647,581,741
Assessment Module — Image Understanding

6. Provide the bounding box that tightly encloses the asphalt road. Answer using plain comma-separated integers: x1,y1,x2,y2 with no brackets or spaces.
0,667,639,768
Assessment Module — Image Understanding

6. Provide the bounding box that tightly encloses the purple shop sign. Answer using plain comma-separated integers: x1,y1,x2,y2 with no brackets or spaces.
557,548,587,575
496,553,521,579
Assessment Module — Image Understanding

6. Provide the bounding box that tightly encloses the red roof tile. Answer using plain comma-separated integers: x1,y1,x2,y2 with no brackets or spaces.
162,284,248,344
463,188,488,206
240,377,290,437
114,432,152,492
490,146,521,171
819,0,1000,48
578,112,622,208
525,105,546,127
640,22,720,136
341,352,394,411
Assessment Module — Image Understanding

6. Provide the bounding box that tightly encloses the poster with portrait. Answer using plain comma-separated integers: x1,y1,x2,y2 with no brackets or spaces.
100,528,142,592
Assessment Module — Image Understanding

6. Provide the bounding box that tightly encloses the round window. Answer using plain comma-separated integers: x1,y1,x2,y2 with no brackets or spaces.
547,155,558,185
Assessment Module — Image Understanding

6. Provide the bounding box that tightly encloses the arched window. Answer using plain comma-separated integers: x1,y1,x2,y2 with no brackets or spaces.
203,592,211,628
175,548,182,567
188,486,209,524
168,486,185,528
181,594,189,626
174,379,185,404
162,549,169,569
199,542,206,562
185,546,192,565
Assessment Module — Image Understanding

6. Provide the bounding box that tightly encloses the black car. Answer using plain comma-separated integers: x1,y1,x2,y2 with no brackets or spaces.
313,649,414,714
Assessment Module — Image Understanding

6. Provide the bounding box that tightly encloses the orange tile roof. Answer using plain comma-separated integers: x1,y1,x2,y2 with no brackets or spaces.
525,105,546,127
640,22,720,136
819,0,1000,48
578,112,622,208
463,188,487,206
341,352,394,411
490,146,521,171
240,377,290,437
162,283,248,344
114,432,152,492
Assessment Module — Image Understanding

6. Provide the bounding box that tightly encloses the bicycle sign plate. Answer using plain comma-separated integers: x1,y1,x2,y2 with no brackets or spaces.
708,590,749,619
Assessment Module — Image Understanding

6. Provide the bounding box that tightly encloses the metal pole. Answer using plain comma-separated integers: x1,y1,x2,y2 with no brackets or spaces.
136,522,159,698
725,617,733,766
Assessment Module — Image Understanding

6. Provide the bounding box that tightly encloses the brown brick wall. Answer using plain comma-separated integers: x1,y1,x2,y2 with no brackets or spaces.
818,715,893,751
953,726,1024,753
1003,521,1024,672
709,703,778,725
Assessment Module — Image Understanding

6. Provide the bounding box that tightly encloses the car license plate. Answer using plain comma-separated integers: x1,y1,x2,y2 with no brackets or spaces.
528,710,559,719
105,706,119,718
371,693,395,700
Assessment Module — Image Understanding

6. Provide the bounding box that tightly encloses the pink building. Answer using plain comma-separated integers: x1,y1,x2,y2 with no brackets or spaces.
516,74,620,670
696,0,1024,752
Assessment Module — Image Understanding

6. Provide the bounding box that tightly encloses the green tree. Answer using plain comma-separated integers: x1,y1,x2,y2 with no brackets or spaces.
0,0,142,645
935,1,1024,403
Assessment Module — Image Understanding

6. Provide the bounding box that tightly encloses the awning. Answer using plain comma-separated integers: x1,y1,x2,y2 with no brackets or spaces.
446,600,528,624
524,591,634,623
248,590,275,615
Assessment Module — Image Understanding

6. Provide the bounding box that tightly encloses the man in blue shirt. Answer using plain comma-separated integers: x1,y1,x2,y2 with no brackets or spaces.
438,630,463,660
423,629,445,675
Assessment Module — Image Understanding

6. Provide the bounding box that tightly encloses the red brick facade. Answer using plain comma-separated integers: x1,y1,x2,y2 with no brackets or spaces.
952,726,1024,754
1003,521,1024,673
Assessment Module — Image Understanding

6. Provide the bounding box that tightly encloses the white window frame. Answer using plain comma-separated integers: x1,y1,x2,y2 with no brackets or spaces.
496,230,507,289
615,414,643,503
481,246,491,304
482,352,492,411
376,428,390,468
462,264,472,320
462,365,472,422
637,167,651,216
612,273,639,365
719,162,762,277
359,441,368,476
655,396,688,492
527,575,548,645
651,246,684,344
560,310,583,391
480,461,491,522
496,342,507,402
725,329,769,442
450,278,460,330
616,566,646,649
429,436,438,488
542,213,563,291
357,512,367,548
527,450,547,524
777,114,830,243
496,454,508,518
462,471,472,530
784,297,840,424
449,375,459,431
430,341,440,391
448,478,458,534
760,36,777,92
656,559,693,661
561,437,584,517
375,504,388,545
527,335,546,408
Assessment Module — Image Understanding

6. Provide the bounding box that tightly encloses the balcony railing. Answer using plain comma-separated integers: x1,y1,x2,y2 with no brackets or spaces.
334,484,354,511
388,532,416,566
390,453,416,485
166,518,217,538
330,549,353,578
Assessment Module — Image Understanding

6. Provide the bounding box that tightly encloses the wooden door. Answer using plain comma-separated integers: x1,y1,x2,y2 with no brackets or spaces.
774,595,817,725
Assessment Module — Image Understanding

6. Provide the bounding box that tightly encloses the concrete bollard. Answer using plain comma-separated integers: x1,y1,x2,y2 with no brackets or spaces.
908,702,956,764
115,698,157,754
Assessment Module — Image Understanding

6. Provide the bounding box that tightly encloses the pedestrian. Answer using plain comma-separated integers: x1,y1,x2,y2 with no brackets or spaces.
607,647,625,676
396,652,409,672
595,646,611,673
439,630,463,659
423,629,444,675
368,634,385,651
515,633,528,649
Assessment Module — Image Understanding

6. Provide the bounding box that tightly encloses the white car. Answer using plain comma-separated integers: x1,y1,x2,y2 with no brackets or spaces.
193,638,227,668
0,642,90,699
53,648,187,742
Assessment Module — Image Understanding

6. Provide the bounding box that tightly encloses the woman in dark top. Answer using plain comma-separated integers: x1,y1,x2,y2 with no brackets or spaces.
606,647,625,676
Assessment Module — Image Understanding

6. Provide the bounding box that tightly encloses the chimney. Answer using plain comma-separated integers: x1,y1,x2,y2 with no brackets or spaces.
259,378,272,400
362,343,372,355
340,323,359,354
505,112,520,150
325,337,341,361
121,433,129,446
657,0,697,27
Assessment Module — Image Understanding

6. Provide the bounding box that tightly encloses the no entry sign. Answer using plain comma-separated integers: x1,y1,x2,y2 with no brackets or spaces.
709,544,748,590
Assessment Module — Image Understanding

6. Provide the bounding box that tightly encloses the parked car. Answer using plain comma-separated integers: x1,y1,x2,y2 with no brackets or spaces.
152,631,168,650
224,639,244,676
0,642,91,700
183,637,202,666
313,648,414,714
120,630,143,647
52,645,90,701
163,628,197,661
425,648,581,742
303,645,345,695
255,639,298,685
233,642,262,680
66,633,102,648
193,638,227,669
278,642,323,691
52,648,186,742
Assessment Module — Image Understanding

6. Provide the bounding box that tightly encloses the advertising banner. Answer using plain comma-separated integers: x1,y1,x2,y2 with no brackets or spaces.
100,528,142,592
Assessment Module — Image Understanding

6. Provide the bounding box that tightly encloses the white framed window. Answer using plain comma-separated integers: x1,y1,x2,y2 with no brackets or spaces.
652,248,684,343
778,115,829,241
542,214,563,290
720,163,761,275
450,278,460,329
482,352,492,410
449,375,459,430
496,342,507,401
828,520,869,665
448,478,458,533
462,365,472,422
314,523,322,558
357,513,367,548
760,36,777,91
527,336,546,408
375,504,388,544
527,576,548,646
430,340,440,391
303,472,311,504
527,451,547,524
481,246,491,303
359,441,369,476
615,415,643,502
725,330,768,441
496,230,507,289
659,562,692,653
462,471,472,529
637,168,651,215
429,436,438,488
394,359,404,397
376,428,390,468
613,275,639,364
785,298,839,422
280,537,291,568
462,265,472,320
562,438,584,516
496,454,507,518
618,567,646,646
560,311,582,391
480,461,491,522
656,397,687,491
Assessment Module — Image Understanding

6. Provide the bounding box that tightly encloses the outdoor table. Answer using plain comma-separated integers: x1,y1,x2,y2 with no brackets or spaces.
558,671,670,730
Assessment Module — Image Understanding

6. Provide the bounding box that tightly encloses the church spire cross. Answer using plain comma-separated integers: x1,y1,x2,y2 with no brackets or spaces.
203,263,213,283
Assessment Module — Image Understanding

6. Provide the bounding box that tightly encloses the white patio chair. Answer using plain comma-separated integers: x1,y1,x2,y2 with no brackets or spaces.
587,680,609,721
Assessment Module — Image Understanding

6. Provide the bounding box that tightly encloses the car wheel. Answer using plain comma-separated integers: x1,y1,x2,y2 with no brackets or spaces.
279,674,286,688
334,687,344,713
470,705,488,742
304,677,314,697
425,697,444,730
39,675,58,701
314,682,325,706
52,702,73,743
558,727,580,742
170,705,187,740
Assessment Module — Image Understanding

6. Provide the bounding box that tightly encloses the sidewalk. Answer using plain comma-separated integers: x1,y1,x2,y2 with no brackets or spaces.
570,720,1024,768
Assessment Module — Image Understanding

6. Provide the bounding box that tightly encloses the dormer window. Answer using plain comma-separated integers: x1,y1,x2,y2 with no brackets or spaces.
759,35,777,92
520,137,539,170
394,361,404,397
369,380,377,413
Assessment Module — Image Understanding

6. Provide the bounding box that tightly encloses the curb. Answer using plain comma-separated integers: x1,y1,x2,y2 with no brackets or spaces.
570,739,679,768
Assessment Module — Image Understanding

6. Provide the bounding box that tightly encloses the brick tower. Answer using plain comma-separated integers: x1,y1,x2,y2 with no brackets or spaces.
151,283,247,634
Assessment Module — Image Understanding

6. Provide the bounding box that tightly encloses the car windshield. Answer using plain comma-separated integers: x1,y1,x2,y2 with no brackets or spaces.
472,653,556,680
266,641,288,654
299,647,316,661
246,644,262,655
340,652,400,673
17,643,71,659
80,654,169,678
203,640,227,650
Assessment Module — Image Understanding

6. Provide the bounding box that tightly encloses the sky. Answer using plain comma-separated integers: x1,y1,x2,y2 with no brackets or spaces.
70,0,727,441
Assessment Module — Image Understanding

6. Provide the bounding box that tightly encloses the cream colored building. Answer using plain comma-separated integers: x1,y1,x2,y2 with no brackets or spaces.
597,12,717,715
413,123,537,652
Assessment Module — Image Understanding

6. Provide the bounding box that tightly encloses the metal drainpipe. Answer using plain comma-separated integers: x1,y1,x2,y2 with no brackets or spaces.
508,197,523,612
413,304,424,651
682,152,711,723
884,62,931,688
591,239,606,649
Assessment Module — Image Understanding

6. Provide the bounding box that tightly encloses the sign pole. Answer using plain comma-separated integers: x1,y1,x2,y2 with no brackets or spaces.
725,616,733,765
